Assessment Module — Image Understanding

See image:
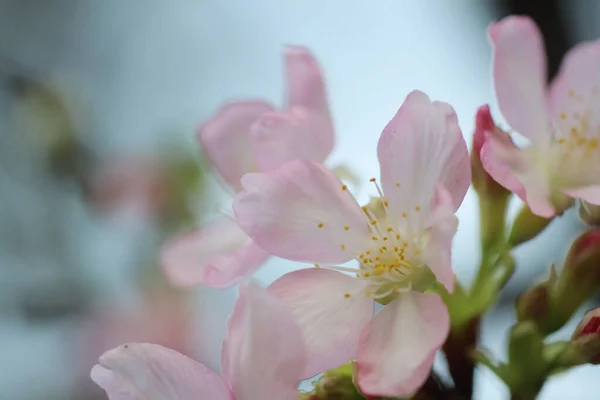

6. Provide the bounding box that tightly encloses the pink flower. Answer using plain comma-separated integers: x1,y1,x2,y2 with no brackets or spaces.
481,16,600,217
91,283,306,400
161,46,335,289
233,90,470,397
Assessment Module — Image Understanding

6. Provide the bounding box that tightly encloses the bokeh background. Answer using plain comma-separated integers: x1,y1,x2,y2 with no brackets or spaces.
0,1,599,399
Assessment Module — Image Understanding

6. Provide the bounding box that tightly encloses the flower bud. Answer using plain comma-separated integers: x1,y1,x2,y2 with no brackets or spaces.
516,284,550,323
562,229,600,292
507,204,553,248
571,308,600,364
507,321,546,388
578,201,600,226
312,363,363,400
470,105,511,200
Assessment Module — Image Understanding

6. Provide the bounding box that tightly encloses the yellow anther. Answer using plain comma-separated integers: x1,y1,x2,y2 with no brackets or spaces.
341,184,348,191
369,177,376,182
403,241,408,247
560,113,567,120
395,182,401,187
344,225,350,231
372,236,378,241
402,212,407,218
318,222,324,228
366,250,371,255
589,139,598,149
415,205,421,211
314,264,320,268
375,256,380,261
361,205,368,211
558,138,566,144
383,200,389,206
344,293,351,298
370,220,377,225
381,246,387,250
341,244,346,250
374,266,386,275
355,273,360,277
364,272,370,277
383,237,388,241
359,253,365,258
394,246,399,251
387,227,393,232
395,233,401,239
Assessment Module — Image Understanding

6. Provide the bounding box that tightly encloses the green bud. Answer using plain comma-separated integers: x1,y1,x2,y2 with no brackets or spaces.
560,229,600,297
312,363,364,400
516,284,550,323
507,321,546,391
507,205,553,248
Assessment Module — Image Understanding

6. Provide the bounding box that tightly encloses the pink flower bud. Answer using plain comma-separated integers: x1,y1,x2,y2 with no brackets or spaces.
471,105,510,199
571,308,600,364
563,229,600,286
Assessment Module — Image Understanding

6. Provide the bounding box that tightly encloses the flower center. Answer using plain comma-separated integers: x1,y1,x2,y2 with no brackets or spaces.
319,179,425,303
555,88,600,158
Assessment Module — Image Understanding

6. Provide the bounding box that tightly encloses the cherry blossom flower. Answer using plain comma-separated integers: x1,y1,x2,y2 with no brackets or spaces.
481,16,600,217
161,46,335,289
91,283,305,400
233,90,470,397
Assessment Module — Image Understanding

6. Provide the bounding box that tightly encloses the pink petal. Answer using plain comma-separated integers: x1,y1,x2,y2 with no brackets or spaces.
480,131,555,217
197,101,274,191
91,365,144,399
422,184,458,293
377,90,470,227
562,185,600,205
356,292,449,397
250,107,334,171
489,16,552,145
285,45,329,113
283,46,335,160
161,218,269,289
480,132,526,199
548,39,600,135
233,159,370,264
221,283,305,400
268,268,374,378
92,343,233,400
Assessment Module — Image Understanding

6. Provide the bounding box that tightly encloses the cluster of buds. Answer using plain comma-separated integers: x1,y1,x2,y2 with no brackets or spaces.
516,229,600,335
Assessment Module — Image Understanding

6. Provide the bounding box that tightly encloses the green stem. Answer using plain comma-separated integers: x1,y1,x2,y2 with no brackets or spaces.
470,195,510,301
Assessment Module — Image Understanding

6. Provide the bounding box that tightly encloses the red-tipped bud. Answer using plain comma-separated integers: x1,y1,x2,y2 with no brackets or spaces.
571,308,600,364
563,229,600,288
471,105,511,200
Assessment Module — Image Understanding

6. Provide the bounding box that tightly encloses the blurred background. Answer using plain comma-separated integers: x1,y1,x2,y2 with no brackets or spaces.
0,1,599,399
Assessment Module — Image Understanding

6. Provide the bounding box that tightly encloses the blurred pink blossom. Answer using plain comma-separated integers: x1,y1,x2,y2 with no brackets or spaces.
482,15,600,217
91,283,305,400
161,46,335,289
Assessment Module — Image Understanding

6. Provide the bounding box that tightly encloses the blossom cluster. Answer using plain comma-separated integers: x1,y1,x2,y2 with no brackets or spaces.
91,16,600,400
